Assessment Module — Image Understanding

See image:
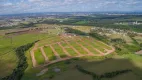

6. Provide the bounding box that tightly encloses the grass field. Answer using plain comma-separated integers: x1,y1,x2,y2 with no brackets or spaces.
52,44,67,58
72,26,92,33
0,50,17,78
123,36,133,44
82,37,106,52
38,35,62,47
76,40,100,54
43,46,57,61
61,42,78,56
89,37,112,50
108,34,134,45
34,49,45,65
69,41,88,55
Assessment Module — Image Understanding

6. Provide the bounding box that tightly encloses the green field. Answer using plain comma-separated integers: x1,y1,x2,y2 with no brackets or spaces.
34,49,45,65
43,46,57,61
69,41,88,55
52,44,67,58
0,50,17,78
92,38,112,50
82,37,106,52
76,40,100,54
38,35,62,47
61,42,78,56
65,48,78,56
108,34,134,45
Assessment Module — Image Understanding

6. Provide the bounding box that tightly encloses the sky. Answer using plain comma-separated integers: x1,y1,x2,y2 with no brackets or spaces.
0,0,142,15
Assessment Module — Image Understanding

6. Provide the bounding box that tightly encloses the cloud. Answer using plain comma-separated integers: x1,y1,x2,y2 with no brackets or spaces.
0,0,142,15
28,0,42,2
3,3,13,6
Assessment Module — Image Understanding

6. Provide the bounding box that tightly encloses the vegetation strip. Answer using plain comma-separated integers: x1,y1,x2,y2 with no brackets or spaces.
57,42,71,57
78,38,104,56
34,49,45,65
40,47,49,62
75,40,94,55
49,45,61,59
76,65,132,80
1,41,37,80
61,38,82,56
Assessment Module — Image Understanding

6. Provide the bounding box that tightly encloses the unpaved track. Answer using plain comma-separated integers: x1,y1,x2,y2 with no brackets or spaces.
50,45,61,59
104,48,115,55
40,47,49,62
30,50,37,67
30,42,39,67
58,42,71,57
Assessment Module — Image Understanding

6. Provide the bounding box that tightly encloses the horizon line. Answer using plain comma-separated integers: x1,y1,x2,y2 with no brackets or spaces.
1,11,142,16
